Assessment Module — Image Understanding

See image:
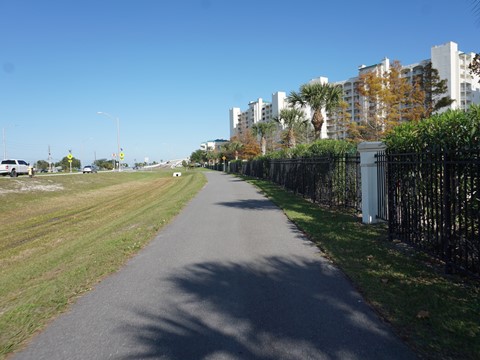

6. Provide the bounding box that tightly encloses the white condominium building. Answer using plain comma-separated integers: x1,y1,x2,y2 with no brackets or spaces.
327,41,480,139
230,91,288,138
229,41,480,140
430,42,480,111
394,41,479,112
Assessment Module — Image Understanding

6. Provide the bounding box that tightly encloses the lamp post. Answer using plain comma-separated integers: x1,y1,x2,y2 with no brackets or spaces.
2,125,17,160
2,128,6,160
97,112,121,171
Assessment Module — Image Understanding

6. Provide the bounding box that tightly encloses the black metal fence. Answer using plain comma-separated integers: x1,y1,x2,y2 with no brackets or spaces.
206,163,226,171
218,148,480,277
376,152,389,221
227,155,361,211
383,150,480,276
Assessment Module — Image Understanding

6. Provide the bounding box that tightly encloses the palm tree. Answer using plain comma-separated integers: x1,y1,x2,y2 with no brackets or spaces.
288,82,343,140
251,121,277,155
206,150,219,165
223,140,243,160
274,108,307,148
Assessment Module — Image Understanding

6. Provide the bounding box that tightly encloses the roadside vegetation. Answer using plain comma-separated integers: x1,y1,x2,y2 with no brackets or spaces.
0,170,206,358
247,177,479,360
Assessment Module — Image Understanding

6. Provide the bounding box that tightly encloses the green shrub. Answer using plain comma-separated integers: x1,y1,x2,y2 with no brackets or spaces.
385,104,480,152
262,140,356,159
305,139,357,157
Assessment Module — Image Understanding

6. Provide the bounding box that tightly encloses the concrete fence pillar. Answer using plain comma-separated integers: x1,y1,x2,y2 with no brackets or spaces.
358,141,386,224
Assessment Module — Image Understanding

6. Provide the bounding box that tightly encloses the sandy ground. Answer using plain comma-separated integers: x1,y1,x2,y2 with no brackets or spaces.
0,179,64,195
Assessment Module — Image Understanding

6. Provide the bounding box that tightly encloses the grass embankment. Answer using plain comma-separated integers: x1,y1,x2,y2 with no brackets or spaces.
248,178,479,360
0,170,206,358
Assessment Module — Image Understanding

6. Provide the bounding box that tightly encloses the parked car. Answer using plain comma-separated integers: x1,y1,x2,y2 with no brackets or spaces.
83,165,97,173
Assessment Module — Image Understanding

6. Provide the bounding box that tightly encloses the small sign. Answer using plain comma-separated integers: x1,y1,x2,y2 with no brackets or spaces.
222,156,226,161
120,152,125,160
67,153,73,160
68,159,73,163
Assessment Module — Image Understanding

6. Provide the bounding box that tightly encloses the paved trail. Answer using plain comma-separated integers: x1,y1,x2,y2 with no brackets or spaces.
14,172,417,360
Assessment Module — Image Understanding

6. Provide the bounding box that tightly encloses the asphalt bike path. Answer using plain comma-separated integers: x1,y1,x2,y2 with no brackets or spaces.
13,171,417,360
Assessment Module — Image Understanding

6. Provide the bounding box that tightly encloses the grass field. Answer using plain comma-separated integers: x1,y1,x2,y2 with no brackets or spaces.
0,170,206,358
247,177,480,360
1,170,479,359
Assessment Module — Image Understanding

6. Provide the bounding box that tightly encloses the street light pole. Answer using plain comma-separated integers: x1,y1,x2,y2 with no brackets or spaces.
2,128,6,160
97,112,121,171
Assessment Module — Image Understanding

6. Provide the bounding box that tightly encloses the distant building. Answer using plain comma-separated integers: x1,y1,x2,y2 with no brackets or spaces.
200,139,229,152
229,41,480,140
229,91,288,138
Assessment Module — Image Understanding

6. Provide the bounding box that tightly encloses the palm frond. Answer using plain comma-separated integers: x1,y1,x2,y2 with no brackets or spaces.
473,0,480,25
287,91,305,107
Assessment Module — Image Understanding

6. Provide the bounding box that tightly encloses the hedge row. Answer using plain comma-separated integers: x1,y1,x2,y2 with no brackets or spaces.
384,104,480,153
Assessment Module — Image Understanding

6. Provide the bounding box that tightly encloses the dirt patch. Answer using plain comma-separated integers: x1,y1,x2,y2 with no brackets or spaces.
0,180,64,195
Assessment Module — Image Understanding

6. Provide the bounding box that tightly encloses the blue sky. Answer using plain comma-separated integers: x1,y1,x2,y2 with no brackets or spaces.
1,0,479,166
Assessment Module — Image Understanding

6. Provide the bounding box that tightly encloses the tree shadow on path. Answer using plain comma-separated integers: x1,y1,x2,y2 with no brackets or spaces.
216,199,279,210
117,256,416,360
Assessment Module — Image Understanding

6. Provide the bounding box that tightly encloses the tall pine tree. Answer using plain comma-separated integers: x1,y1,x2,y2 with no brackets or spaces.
420,62,454,117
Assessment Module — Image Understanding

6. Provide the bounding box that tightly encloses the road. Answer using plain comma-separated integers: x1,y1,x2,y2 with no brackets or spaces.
13,171,416,360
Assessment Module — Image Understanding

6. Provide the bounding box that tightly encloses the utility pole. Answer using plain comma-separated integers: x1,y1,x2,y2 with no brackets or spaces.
48,145,52,172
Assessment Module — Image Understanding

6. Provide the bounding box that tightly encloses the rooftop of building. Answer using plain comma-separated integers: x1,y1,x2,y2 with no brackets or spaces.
205,139,228,143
